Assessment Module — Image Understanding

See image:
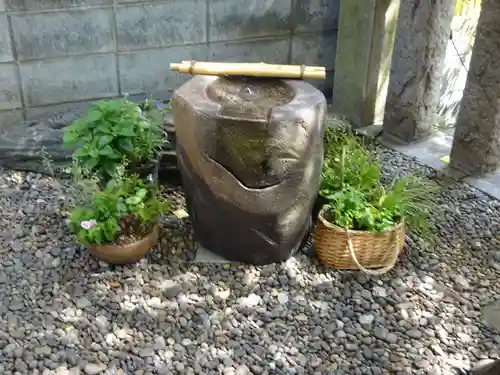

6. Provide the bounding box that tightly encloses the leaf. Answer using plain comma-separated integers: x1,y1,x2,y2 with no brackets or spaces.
88,148,99,158
93,228,103,244
74,148,88,158
99,145,120,159
96,123,113,134
440,155,450,164
118,138,134,153
134,188,148,200
101,162,117,178
125,195,143,205
116,127,135,137
98,135,114,148
84,158,98,171
87,109,103,123
62,130,78,146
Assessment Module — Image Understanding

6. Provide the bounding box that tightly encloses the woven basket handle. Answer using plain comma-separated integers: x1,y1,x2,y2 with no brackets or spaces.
344,228,399,276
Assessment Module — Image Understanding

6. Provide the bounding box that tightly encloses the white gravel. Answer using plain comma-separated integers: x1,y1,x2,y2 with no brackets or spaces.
0,148,499,375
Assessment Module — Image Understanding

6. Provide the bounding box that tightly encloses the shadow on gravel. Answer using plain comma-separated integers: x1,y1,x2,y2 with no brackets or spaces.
1,161,500,374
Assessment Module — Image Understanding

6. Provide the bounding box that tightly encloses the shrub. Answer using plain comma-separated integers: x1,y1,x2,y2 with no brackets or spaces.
319,128,438,238
69,174,171,245
63,97,168,182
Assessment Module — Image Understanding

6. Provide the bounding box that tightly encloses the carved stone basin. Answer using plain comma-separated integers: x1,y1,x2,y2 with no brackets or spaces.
172,75,326,264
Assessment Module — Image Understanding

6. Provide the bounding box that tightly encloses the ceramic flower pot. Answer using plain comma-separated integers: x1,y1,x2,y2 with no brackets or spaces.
87,223,159,265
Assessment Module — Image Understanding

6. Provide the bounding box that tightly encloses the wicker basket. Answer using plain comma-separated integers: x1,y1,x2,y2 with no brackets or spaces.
314,208,405,275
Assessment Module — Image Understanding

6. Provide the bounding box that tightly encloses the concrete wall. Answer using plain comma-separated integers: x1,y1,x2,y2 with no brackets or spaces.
0,0,339,131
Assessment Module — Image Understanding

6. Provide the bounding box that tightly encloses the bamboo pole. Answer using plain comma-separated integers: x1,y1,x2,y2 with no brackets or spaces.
170,61,326,80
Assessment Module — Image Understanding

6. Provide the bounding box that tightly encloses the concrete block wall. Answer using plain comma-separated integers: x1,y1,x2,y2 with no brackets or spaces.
0,0,339,131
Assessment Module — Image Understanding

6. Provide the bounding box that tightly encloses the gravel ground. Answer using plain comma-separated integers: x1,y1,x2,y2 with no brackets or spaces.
0,149,499,375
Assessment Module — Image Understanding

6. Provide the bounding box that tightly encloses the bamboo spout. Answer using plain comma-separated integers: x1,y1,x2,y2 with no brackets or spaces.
170,61,326,80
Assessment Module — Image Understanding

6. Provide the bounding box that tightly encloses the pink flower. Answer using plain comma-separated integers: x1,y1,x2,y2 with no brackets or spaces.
80,220,97,230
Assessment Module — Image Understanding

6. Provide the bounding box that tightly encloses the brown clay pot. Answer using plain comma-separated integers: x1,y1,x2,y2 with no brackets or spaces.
87,224,159,265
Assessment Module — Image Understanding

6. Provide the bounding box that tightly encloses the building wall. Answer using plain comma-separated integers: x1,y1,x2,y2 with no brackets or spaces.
0,0,339,131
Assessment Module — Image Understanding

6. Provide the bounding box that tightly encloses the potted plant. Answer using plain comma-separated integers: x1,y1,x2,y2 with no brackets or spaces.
68,173,171,264
63,96,169,186
314,128,438,275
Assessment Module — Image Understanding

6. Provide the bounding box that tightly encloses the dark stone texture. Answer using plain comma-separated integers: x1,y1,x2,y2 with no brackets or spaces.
0,14,14,63
5,0,112,11
20,54,118,106
294,0,340,33
208,38,290,65
472,359,500,375
118,44,208,96
291,32,337,72
0,97,177,176
172,76,326,264
450,0,500,175
0,110,78,174
11,8,115,60
382,0,454,143
208,0,291,42
115,0,206,51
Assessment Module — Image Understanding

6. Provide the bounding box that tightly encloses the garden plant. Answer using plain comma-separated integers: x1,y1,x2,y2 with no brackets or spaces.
63,96,171,263
314,128,439,273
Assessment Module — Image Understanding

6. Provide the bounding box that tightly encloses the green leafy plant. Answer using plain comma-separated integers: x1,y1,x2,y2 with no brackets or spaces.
63,96,169,182
68,174,171,245
321,129,381,194
319,128,439,239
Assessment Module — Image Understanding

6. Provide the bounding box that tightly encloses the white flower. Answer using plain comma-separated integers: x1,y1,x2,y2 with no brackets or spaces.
80,219,97,230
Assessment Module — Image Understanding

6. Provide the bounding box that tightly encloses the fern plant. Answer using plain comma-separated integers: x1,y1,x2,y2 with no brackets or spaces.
319,128,438,239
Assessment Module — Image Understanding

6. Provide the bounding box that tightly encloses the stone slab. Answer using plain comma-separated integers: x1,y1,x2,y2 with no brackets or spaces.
291,32,336,95
465,174,500,201
116,0,206,51
291,32,337,71
332,0,377,127
0,109,24,135
208,37,290,64
0,14,12,63
381,130,500,201
294,0,340,33
118,44,208,96
333,0,400,128
381,130,454,168
20,54,118,106
193,245,233,264
0,63,21,110
25,92,174,120
302,71,334,96
25,100,95,120
116,0,164,2
5,0,111,11
208,0,291,42
483,300,500,332
11,8,115,61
